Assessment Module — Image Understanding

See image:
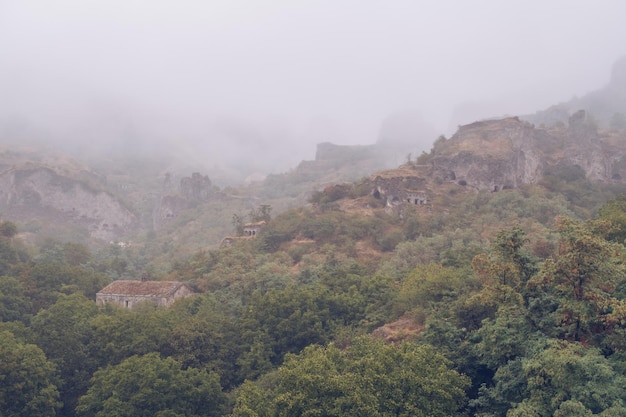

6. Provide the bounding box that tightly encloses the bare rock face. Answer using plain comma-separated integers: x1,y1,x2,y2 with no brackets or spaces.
180,172,212,203
155,195,189,223
0,166,136,240
431,117,544,191
153,172,220,229
568,109,598,143
427,115,626,191
549,110,613,181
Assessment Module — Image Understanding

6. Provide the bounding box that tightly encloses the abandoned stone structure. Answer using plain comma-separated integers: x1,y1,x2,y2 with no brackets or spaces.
96,280,194,308
370,168,432,209
219,221,266,248
405,191,430,206
243,221,266,236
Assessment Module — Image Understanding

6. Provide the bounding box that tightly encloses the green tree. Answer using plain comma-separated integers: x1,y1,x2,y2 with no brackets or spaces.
459,227,537,334
167,295,243,389
232,213,245,236
62,242,92,266
0,237,19,276
238,285,335,372
232,337,470,417
18,261,109,311
508,340,626,416
89,303,175,369
249,204,272,223
528,216,626,344
76,353,225,417
472,226,536,291
0,276,32,322
0,330,61,417
0,220,17,238
230,379,275,417
597,195,626,244
31,294,99,416
471,305,545,371
395,263,468,316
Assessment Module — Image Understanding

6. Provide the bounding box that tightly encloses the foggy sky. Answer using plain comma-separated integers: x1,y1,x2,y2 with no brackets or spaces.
1,0,625,173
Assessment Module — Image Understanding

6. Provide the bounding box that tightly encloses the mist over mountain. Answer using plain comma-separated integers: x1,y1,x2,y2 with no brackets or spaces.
1,1,625,183
523,55,626,129
4,6,626,415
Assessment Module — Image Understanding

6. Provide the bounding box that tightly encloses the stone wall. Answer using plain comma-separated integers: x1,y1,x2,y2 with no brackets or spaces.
96,285,194,309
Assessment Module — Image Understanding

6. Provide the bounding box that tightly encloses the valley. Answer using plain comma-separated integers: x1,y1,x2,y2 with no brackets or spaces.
2,56,626,417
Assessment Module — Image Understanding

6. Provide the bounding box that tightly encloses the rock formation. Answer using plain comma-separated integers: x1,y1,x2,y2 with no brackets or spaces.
431,117,544,191
0,166,136,240
180,172,212,203
525,56,626,128
370,114,626,199
153,172,220,229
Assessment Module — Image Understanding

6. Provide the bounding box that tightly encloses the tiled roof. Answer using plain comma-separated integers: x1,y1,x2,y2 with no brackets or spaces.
244,221,266,227
97,280,188,297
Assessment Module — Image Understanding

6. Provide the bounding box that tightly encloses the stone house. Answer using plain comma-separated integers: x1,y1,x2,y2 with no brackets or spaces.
370,169,432,209
219,221,266,248
96,280,195,309
243,221,266,237
405,191,430,206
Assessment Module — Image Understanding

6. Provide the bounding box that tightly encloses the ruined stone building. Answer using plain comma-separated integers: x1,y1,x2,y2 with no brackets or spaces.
96,280,194,308
220,221,266,248
243,221,266,236
405,191,430,206
370,168,432,209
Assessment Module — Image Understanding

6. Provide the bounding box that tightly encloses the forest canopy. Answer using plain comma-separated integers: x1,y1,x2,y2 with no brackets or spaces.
3,185,626,416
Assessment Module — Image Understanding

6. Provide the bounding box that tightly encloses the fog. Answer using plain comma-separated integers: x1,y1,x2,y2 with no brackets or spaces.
1,0,625,178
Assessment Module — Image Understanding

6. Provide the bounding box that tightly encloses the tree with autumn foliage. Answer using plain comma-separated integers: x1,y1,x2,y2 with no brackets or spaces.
528,216,626,347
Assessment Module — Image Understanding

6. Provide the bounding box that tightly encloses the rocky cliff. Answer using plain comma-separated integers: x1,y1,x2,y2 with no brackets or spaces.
368,113,626,205
153,172,222,229
431,117,544,191
525,56,626,129
429,114,625,191
0,165,137,240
